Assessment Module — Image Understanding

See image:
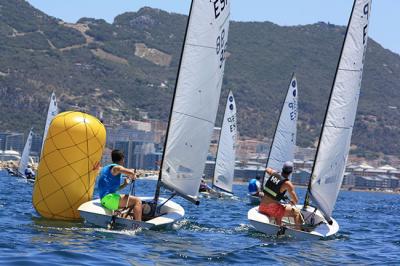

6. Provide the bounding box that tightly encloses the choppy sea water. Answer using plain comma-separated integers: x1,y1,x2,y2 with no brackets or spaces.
0,170,399,265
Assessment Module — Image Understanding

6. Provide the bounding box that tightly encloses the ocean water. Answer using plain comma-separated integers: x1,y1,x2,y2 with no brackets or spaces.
0,170,399,265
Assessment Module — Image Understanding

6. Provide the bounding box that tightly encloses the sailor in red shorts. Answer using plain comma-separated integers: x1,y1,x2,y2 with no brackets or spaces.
259,161,302,230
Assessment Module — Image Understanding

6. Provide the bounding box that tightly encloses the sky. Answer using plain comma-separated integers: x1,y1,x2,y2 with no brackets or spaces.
26,0,399,55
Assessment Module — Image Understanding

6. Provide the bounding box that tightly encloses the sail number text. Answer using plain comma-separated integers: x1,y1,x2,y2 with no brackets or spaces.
363,2,370,45
289,99,297,121
213,0,228,19
227,114,236,133
227,114,237,148
216,29,227,68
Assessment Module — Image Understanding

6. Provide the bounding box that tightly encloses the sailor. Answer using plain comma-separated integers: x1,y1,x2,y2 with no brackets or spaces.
259,161,302,230
248,176,262,196
199,176,213,193
97,149,142,221
24,164,35,180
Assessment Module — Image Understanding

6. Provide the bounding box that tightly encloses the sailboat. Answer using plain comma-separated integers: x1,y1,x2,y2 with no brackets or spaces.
79,0,231,229
40,92,58,157
202,91,237,199
17,128,34,180
248,0,372,239
248,73,298,205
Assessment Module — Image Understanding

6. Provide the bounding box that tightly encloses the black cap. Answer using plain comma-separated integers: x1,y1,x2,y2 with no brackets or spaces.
282,161,294,174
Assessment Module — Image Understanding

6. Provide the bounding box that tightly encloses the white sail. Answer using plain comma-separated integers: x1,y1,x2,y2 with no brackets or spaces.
308,0,372,218
161,0,231,200
41,92,58,156
18,128,33,176
213,91,237,193
264,74,298,182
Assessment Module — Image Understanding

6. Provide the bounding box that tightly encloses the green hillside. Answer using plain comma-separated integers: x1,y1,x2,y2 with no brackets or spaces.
1,0,400,159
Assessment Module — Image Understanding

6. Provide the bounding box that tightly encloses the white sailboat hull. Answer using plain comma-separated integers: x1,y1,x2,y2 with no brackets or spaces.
248,205,339,240
78,197,184,230
200,190,235,200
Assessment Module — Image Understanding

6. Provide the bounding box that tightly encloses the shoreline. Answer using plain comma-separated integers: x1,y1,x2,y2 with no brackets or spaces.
228,180,400,195
0,167,400,195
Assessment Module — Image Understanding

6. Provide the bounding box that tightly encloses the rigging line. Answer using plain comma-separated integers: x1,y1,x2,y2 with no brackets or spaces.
219,12,230,30
268,157,290,163
337,68,363,72
262,73,296,184
323,125,353,129
276,129,296,134
304,0,358,206
213,91,233,182
172,111,214,124
185,43,217,50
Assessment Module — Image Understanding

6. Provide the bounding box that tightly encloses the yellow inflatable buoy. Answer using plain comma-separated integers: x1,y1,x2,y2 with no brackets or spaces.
33,111,106,220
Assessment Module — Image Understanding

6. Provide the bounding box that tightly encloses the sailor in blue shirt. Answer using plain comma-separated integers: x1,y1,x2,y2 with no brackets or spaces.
248,176,262,196
97,149,142,221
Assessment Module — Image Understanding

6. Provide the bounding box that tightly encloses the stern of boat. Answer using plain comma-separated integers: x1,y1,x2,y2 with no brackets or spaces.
247,205,339,240
78,196,185,230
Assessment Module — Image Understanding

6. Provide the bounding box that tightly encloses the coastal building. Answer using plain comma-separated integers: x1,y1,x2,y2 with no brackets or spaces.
355,175,384,189
342,174,400,190
379,175,400,189
204,160,265,181
106,127,157,147
342,173,357,188
0,133,24,154
236,139,267,160
142,152,162,170
293,159,314,170
295,147,316,161
113,140,160,170
31,133,43,156
292,169,311,186
346,163,400,179
0,150,20,162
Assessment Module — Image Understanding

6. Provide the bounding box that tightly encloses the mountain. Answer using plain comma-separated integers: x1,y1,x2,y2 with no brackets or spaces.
1,0,400,159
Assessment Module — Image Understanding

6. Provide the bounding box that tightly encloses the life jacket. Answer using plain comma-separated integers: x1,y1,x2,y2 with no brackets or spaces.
263,173,288,201
199,182,208,192
97,163,121,199
25,168,35,179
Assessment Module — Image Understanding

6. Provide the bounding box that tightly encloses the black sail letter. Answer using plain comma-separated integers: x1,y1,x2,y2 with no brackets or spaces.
363,3,369,19
363,25,368,45
214,0,220,19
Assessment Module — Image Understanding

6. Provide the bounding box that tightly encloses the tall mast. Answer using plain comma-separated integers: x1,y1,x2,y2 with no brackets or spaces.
261,72,296,186
212,90,231,188
304,1,357,207
304,1,372,221
153,0,195,204
40,92,58,159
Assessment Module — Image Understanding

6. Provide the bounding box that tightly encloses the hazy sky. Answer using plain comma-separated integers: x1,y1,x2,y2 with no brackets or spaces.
26,0,399,55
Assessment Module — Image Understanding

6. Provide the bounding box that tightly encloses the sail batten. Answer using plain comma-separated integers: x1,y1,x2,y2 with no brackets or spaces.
172,111,215,124
158,0,231,201
306,0,372,218
262,74,298,185
213,91,237,193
